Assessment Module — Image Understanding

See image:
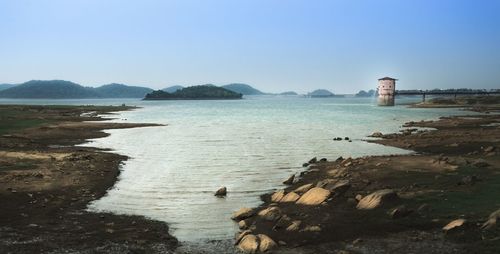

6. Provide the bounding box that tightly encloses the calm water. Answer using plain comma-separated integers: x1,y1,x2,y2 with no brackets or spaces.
0,96,468,244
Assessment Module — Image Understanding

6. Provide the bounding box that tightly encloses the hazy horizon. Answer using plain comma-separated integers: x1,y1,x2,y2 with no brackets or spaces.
1,0,499,94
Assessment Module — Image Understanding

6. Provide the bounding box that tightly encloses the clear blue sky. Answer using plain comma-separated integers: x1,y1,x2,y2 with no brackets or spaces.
1,0,499,93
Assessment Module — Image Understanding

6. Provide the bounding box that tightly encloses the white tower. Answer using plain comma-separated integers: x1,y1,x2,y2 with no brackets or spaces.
377,77,397,106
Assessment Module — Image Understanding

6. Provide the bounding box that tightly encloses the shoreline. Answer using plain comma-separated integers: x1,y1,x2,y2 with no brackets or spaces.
233,101,500,253
0,105,178,253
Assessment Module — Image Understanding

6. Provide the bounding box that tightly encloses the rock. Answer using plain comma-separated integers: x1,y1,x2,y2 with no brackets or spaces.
473,159,489,168
459,175,479,185
283,174,295,185
417,203,431,213
309,157,318,164
388,205,413,219
296,187,331,206
235,230,252,245
271,190,285,202
286,220,302,231
302,225,321,232
238,220,249,230
355,194,363,201
258,207,282,221
302,163,310,167
344,137,350,140
273,215,291,230
238,234,259,253
371,131,383,138
352,238,363,245
443,219,467,232
356,189,399,210
232,208,256,221
481,209,500,230
280,192,300,202
336,156,344,162
257,234,277,252
215,187,227,197
294,183,314,194
319,158,328,162
330,180,351,196
484,146,495,153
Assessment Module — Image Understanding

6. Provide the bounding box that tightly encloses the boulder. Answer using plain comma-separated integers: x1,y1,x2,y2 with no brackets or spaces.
296,187,331,206
257,234,277,252
308,157,318,164
238,234,259,254
232,208,256,221
280,192,300,203
235,230,252,245
238,219,249,230
271,190,285,202
294,183,314,194
481,209,500,230
356,189,399,210
273,215,291,230
302,225,321,232
344,137,350,140
355,194,363,201
473,159,490,168
484,146,495,153
286,220,302,231
215,187,227,197
302,163,310,167
388,205,413,219
330,180,351,196
443,219,467,232
258,207,282,221
371,131,383,138
283,174,295,185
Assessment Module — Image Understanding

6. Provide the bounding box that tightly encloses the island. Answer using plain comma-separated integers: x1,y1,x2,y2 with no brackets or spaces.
143,85,243,100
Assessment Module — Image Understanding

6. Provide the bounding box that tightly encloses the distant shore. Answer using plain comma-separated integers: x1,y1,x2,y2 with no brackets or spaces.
233,97,500,254
0,105,178,253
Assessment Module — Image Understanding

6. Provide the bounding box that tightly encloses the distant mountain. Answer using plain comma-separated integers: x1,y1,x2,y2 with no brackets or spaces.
162,85,184,93
0,84,15,91
0,80,99,99
279,91,298,95
308,89,334,97
355,89,377,97
95,83,153,98
144,85,242,100
221,83,264,95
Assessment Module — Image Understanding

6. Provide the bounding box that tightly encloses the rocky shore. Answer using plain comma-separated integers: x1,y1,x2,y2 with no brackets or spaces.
232,100,500,254
0,105,178,253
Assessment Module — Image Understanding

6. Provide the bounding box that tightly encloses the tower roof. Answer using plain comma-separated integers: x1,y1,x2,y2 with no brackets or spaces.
378,77,398,81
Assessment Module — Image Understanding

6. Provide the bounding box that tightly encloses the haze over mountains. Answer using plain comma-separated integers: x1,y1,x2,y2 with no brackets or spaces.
0,80,366,99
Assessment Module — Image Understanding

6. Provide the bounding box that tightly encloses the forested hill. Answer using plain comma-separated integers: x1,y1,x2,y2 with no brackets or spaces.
144,85,242,100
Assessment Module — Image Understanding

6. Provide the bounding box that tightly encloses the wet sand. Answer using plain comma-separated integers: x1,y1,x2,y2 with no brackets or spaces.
0,105,177,253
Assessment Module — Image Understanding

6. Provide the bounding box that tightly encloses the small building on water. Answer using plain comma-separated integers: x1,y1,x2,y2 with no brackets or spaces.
377,77,397,106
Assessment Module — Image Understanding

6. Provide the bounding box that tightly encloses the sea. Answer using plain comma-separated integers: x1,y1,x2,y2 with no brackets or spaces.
0,96,470,251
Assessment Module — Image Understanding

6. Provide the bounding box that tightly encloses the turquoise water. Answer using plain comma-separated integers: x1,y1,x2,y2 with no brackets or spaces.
0,96,468,243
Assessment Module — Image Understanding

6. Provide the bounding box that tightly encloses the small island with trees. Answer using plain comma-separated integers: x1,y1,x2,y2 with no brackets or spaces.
143,85,243,100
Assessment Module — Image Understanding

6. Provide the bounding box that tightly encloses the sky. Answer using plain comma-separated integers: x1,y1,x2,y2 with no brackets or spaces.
0,0,499,94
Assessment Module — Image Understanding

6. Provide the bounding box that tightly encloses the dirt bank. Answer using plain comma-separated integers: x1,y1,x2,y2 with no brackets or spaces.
0,105,178,253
